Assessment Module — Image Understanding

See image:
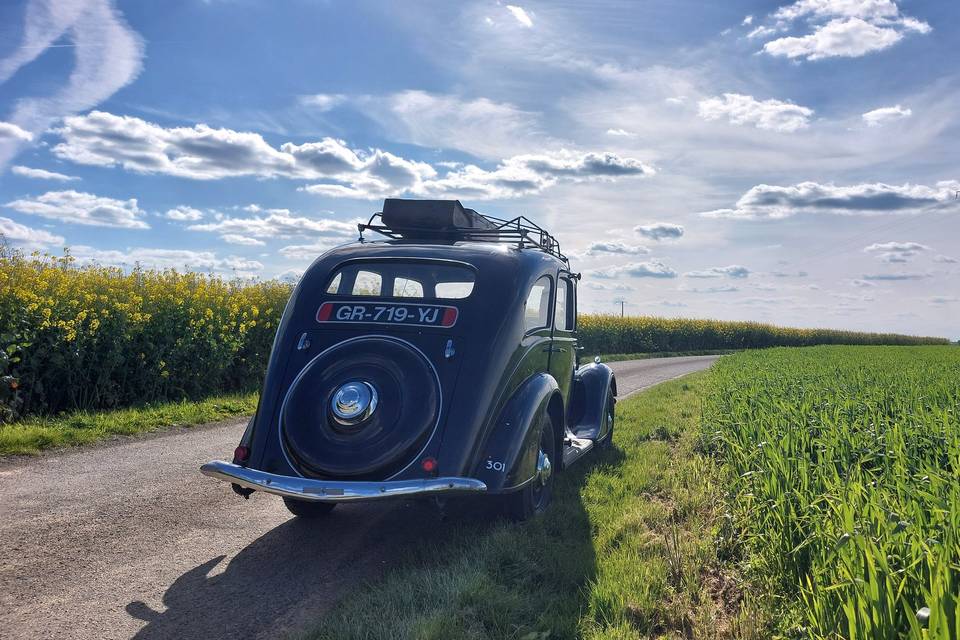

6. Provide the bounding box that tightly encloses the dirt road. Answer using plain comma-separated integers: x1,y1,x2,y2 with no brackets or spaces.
0,355,718,640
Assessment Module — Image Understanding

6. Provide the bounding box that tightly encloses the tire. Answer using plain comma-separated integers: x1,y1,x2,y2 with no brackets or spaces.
598,389,616,449
502,411,556,521
283,497,337,518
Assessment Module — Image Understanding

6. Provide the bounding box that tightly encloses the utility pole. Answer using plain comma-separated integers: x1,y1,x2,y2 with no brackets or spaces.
613,298,626,317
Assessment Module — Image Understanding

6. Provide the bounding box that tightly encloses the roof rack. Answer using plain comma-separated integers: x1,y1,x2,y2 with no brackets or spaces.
357,200,569,266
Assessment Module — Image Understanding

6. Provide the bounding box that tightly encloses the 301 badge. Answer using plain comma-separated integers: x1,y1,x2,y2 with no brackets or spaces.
316,301,458,328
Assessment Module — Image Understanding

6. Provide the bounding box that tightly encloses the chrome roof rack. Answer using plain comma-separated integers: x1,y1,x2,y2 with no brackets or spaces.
357,199,569,267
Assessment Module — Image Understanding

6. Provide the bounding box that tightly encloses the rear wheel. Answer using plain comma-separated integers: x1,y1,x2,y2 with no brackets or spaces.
283,497,337,518
502,412,556,521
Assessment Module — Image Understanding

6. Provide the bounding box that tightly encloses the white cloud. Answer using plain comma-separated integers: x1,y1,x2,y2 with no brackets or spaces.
606,128,636,137
742,14,754,26
702,180,960,219
930,296,958,305
684,265,751,279
189,209,356,240
634,222,684,241
0,216,65,247
589,259,677,279
862,272,931,281
51,111,651,201
0,0,143,169
863,241,931,263
11,165,79,181
164,205,205,221
70,245,263,274
506,5,533,27
698,94,813,132
851,279,877,288
276,268,302,284
582,281,634,292
771,270,809,277
756,1,931,61
582,241,649,256
298,93,347,112
4,190,149,229
933,255,957,264
221,234,266,246
862,104,912,127
0,122,33,142
277,240,345,260
681,285,740,293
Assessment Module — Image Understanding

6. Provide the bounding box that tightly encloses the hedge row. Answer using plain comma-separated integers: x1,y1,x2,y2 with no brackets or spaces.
0,250,948,421
576,314,948,354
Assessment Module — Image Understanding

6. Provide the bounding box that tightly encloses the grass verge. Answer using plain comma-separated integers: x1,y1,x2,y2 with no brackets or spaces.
0,392,258,457
302,372,750,640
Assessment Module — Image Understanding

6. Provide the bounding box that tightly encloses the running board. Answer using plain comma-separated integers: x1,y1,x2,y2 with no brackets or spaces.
562,435,594,467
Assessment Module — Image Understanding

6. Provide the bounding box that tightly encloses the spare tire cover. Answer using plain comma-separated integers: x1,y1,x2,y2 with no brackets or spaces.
281,337,440,478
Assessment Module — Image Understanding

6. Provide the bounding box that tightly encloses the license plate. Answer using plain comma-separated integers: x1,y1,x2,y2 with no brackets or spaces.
316,301,458,328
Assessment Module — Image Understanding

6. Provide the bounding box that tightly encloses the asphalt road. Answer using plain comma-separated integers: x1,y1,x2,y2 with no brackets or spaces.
0,355,718,640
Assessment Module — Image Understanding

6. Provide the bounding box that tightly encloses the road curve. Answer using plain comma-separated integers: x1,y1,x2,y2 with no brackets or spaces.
0,355,718,640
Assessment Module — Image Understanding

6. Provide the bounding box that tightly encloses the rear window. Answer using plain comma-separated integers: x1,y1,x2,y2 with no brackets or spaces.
326,262,476,299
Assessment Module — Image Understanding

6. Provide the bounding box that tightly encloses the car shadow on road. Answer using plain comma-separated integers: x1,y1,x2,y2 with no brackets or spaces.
128,447,625,640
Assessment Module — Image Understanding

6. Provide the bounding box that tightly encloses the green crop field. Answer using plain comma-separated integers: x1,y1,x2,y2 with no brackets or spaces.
703,346,960,638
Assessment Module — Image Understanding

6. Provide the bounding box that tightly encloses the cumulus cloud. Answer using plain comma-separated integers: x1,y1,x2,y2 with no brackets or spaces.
589,260,677,279
51,111,652,201
506,5,533,27
221,234,266,246
11,165,79,181
581,241,650,256
188,209,356,242
164,205,205,221
70,246,262,274
755,0,931,61
684,265,751,279
0,216,65,247
862,104,912,127
863,241,931,263
4,190,148,229
634,222,684,241
0,0,143,169
702,180,960,219
0,122,33,142
698,93,813,132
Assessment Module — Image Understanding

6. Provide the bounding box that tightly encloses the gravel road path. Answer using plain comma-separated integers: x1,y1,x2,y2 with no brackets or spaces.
0,355,718,640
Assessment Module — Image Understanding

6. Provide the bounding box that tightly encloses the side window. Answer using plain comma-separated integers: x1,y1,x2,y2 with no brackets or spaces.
554,280,566,330
556,277,576,331
352,270,382,295
524,275,552,331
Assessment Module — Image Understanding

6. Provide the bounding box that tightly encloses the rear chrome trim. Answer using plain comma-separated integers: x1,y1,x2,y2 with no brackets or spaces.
201,460,487,502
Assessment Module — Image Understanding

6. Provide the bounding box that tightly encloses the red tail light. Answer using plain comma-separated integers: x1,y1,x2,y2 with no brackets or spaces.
421,457,438,473
233,445,250,464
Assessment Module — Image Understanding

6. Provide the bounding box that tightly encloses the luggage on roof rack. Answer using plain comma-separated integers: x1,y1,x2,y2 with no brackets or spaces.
358,198,568,266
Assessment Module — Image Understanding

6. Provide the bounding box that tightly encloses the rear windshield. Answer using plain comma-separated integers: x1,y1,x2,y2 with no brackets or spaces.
325,262,476,299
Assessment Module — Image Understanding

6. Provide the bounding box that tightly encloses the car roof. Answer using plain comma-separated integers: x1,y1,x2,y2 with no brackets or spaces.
317,239,568,272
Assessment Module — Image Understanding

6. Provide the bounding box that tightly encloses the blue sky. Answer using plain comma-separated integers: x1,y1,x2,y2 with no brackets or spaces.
0,0,957,337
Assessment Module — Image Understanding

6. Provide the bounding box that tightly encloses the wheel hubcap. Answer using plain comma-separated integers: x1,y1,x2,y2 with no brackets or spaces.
330,381,378,426
536,448,552,488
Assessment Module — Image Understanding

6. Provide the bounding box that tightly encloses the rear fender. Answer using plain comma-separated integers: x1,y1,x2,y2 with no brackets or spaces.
570,362,616,441
473,373,559,493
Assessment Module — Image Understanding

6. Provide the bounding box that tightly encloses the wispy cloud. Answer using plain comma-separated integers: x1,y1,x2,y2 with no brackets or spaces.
684,265,751,279
862,104,912,127
4,190,149,229
0,0,144,169
11,165,79,181
589,260,677,279
505,5,533,28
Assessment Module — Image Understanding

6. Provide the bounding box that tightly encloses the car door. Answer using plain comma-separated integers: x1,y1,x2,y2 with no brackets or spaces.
548,272,577,416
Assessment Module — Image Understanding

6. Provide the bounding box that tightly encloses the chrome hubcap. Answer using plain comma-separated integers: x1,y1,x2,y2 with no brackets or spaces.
536,449,552,488
330,381,378,426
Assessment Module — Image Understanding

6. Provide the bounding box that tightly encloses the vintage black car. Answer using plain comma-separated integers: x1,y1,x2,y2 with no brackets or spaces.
202,199,617,520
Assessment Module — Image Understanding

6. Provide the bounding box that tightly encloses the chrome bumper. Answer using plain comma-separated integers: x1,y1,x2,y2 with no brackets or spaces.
200,460,488,503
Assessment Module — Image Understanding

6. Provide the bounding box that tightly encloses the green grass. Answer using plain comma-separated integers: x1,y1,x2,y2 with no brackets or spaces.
0,392,258,456
302,372,753,640
702,345,960,638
